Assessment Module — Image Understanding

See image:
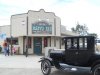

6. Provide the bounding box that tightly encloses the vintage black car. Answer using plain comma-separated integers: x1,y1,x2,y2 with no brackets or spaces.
39,36,100,75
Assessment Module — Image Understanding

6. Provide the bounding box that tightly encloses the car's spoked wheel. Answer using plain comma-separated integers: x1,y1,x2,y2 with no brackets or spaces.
41,60,51,75
92,64,100,75
94,67,100,75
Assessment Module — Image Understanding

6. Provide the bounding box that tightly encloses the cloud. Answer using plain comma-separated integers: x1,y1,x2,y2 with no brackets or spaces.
0,0,58,25
0,0,56,9
48,0,100,34
0,0,100,36
88,0,100,6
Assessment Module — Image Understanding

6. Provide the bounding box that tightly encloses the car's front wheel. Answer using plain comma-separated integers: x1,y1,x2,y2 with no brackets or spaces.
92,64,100,75
41,60,51,75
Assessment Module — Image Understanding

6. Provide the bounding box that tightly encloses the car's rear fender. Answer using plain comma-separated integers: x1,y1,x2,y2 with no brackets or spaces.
91,60,100,70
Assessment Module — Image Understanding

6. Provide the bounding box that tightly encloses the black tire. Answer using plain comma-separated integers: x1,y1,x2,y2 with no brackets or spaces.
41,60,51,75
92,64,100,75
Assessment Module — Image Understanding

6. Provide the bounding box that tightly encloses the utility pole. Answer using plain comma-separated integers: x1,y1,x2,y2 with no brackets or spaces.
26,16,28,57
11,36,13,55
10,17,13,55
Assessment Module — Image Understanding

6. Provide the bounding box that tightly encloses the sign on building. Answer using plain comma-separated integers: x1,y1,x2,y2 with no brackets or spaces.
32,21,52,34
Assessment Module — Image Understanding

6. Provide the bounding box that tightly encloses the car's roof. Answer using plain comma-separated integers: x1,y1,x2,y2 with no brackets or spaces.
64,36,95,39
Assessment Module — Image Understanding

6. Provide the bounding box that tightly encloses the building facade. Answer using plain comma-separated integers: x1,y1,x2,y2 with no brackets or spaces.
0,9,78,55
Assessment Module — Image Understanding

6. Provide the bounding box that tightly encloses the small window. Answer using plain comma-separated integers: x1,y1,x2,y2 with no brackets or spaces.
44,38,48,47
79,38,87,50
67,39,71,49
73,38,77,49
84,38,87,49
28,37,31,48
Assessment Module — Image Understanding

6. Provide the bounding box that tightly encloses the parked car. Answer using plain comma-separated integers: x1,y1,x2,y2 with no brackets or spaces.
39,36,100,75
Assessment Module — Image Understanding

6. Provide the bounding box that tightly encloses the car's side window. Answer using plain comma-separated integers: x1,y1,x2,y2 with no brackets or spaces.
79,38,87,50
73,38,78,49
67,39,71,49
67,38,78,50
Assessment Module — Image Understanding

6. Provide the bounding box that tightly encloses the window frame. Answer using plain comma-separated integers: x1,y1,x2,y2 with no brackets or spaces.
66,37,88,50
79,38,87,50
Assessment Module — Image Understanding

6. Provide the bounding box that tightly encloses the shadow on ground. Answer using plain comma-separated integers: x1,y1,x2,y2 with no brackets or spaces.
50,68,92,75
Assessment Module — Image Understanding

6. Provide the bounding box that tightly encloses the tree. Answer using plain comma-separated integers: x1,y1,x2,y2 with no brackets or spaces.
71,23,88,36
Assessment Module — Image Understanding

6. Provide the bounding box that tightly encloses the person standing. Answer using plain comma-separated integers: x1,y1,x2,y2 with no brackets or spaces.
7,42,10,56
0,45,2,53
3,40,8,56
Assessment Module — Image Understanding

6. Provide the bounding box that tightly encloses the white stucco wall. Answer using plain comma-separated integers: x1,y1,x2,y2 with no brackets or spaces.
51,37,55,47
11,14,27,37
11,9,75,37
55,17,61,36
28,9,56,36
47,38,51,47
18,36,23,54
56,37,61,49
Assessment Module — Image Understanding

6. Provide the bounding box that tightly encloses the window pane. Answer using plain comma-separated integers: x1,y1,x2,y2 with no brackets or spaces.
67,38,77,50
28,37,31,48
67,39,71,49
79,38,83,49
84,38,87,49
79,38,87,50
73,38,77,49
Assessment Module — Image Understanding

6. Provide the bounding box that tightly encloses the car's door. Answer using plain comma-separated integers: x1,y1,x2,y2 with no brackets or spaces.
65,38,79,65
65,36,95,66
77,37,95,66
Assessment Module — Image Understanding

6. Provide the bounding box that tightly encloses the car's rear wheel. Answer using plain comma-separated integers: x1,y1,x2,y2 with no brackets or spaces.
41,60,51,75
92,64,100,75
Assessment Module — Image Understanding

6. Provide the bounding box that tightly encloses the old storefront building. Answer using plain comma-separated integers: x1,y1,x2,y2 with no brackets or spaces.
0,9,77,55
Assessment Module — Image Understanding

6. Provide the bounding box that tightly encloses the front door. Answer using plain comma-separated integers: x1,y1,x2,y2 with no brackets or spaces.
77,37,93,66
34,37,42,54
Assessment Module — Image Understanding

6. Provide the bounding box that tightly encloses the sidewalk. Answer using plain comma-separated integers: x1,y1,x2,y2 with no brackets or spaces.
0,54,42,69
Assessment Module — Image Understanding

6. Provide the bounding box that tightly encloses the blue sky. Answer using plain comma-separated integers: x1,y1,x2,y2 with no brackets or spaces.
0,0,100,36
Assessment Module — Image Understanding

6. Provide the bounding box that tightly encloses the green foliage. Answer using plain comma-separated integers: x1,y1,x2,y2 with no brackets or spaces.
71,23,88,36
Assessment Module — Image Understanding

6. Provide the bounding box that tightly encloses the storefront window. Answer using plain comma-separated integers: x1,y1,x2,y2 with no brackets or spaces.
28,37,31,48
44,38,47,47
6,38,18,45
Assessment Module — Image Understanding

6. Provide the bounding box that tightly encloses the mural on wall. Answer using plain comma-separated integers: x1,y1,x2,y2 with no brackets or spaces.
32,21,52,34
0,33,6,40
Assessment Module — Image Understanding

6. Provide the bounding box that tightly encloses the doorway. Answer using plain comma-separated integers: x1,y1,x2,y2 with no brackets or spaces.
34,37,42,54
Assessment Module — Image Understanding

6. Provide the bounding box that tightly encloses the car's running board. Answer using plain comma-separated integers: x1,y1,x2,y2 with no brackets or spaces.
59,63,90,71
